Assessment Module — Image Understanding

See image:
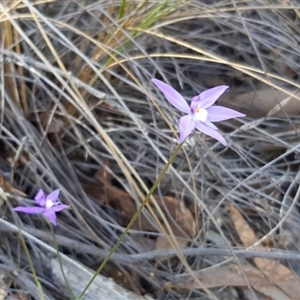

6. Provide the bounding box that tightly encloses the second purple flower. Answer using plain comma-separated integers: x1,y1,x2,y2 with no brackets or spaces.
14,189,68,225
152,78,245,146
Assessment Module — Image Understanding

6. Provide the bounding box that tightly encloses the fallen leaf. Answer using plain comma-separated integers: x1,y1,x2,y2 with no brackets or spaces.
192,263,291,300
279,187,300,277
0,174,26,197
82,164,196,252
39,112,65,133
229,204,300,299
155,235,188,251
0,268,12,300
220,88,300,118
133,196,195,236
151,196,195,251
0,187,7,202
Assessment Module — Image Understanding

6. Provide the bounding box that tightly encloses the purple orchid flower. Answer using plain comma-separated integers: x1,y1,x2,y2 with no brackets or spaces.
151,78,245,146
13,189,68,225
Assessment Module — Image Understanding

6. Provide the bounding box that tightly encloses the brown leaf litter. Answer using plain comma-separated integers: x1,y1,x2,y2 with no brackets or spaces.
82,162,196,253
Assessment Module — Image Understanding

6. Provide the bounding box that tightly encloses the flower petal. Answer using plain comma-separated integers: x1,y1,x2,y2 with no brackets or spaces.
14,206,44,214
46,189,60,204
197,85,229,109
203,119,218,130
34,189,46,206
152,78,190,113
190,96,201,111
195,122,227,146
52,204,68,212
178,114,196,143
43,209,57,225
207,106,246,122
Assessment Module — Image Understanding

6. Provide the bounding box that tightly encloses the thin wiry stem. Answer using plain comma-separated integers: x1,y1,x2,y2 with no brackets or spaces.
50,223,76,300
78,143,183,299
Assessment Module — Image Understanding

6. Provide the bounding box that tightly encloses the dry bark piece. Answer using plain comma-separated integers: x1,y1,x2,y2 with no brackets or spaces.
50,248,153,300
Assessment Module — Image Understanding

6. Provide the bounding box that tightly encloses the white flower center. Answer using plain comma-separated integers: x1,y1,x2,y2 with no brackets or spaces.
193,107,208,122
45,199,54,208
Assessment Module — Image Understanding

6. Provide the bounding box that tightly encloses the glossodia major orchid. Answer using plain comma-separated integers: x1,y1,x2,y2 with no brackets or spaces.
14,189,68,226
152,78,245,146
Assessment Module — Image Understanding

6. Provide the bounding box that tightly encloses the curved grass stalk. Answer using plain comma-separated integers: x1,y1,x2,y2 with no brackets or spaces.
118,0,127,19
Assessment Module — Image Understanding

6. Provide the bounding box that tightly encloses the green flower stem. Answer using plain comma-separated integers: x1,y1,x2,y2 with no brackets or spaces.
77,143,183,300
50,223,76,300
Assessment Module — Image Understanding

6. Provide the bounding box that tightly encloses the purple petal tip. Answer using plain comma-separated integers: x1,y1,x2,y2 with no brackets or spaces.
46,189,60,203
151,78,190,114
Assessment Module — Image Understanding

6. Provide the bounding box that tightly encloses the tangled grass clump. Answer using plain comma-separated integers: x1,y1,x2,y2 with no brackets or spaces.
1,1,300,299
